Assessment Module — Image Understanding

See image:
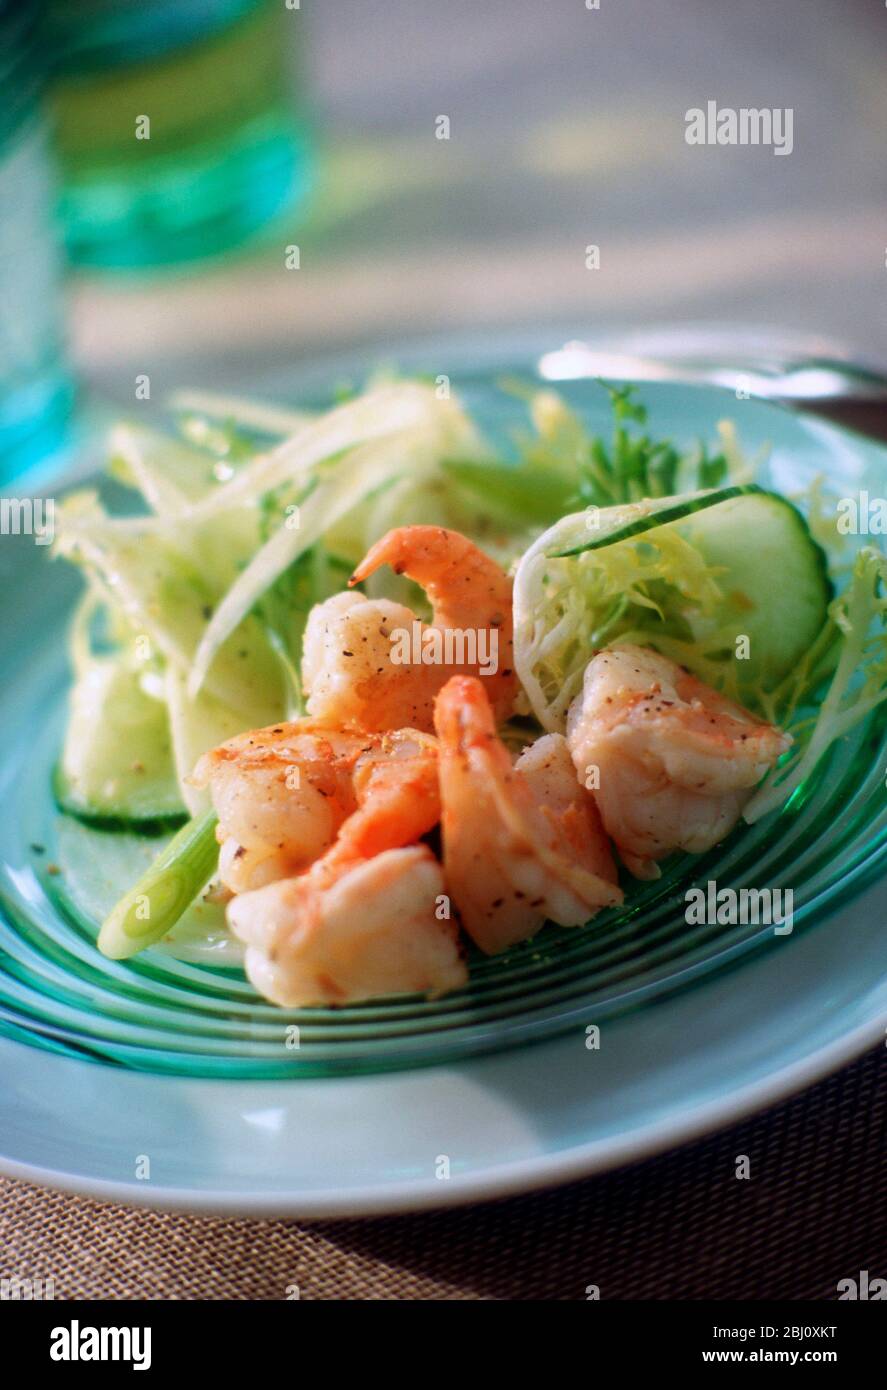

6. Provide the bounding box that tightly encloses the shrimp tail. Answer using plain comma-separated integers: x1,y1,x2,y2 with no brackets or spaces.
432,673,509,764
350,526,517,722
350,525,481,605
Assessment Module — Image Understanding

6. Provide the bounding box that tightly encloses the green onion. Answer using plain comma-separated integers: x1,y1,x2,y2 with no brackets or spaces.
97,811,219,960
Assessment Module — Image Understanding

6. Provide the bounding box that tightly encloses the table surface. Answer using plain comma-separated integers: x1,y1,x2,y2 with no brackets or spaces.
2,1044,883,1300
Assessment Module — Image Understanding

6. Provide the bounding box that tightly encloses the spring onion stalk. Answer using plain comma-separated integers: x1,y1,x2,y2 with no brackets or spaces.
97,811,219,960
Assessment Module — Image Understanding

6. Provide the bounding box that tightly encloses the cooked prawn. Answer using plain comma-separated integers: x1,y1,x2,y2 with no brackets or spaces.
434,675,622,955
566,644,791,880
192,720,438,895
224,726,465,1007
301,525,517,732
228,846,466,1008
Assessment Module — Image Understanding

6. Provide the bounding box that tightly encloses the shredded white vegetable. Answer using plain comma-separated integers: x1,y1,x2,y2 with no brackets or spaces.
190,382,453,519
169,389,313,438
188,422,449,697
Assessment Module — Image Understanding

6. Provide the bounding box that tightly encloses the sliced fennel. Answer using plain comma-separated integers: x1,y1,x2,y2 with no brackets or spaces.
107,423,226,512
169,388,313,439
188,443,398,696
188,403,484,697
190,380,461,519
165,665,278,818
54,500,287,717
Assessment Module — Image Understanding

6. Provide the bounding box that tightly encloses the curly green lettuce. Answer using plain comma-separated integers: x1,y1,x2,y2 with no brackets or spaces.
745,546,887,821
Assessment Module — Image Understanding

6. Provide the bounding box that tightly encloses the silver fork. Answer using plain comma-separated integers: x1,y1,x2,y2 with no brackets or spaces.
537,327,887,403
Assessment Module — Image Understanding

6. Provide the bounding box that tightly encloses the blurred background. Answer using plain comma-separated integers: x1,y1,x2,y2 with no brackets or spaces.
2,0,885,476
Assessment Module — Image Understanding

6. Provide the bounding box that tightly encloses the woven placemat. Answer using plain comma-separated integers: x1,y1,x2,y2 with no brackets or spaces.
2,1044,884,1300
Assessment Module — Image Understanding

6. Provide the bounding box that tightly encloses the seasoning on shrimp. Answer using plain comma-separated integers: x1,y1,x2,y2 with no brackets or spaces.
191,721,439,896
301,526,517,733
229,845,466,1009
225,727,467,1006
434,675,622,955
566,644,791,880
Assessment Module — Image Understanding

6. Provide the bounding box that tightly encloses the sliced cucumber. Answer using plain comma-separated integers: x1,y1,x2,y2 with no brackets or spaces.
514,485,832,729
553,483,832,691
552,484,757,557
676,488,832,692
55,656,187,829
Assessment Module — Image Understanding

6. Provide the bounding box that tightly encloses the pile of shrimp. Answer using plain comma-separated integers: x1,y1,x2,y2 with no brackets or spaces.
192,525,790,1008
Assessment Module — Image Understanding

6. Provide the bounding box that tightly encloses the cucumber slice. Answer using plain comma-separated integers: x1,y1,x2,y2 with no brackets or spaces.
554,483,832,690
677,488,832,692
514,485,832,729
55,656,187,829
552,484,757,556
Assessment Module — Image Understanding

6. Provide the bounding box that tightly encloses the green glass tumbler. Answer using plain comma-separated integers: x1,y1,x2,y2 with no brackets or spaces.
0,0,73,478
47,0,312,270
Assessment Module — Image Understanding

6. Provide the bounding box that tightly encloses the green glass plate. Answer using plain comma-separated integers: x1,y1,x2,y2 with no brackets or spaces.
1,359,885,1079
